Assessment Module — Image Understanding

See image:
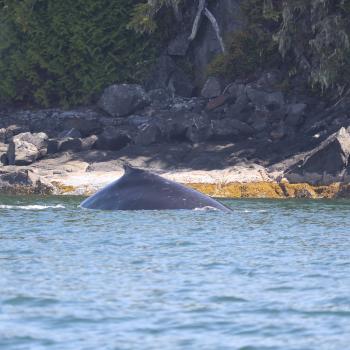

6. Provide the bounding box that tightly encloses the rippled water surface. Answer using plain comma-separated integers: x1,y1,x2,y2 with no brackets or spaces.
0,196,350,350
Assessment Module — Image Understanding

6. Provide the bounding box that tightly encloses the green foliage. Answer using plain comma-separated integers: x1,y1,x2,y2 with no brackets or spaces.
208,0,350,96
207,0,280,81
273,0,350,94
128,0,182,34
0,0,157,107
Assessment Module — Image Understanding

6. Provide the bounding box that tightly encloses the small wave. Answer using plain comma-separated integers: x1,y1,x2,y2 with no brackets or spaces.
194,206,219,211
0,204,65,210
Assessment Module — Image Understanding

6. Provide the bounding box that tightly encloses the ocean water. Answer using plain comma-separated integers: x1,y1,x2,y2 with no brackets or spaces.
0,196,350,350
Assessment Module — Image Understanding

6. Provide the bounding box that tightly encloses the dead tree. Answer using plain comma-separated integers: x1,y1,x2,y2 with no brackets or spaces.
188,0,225,53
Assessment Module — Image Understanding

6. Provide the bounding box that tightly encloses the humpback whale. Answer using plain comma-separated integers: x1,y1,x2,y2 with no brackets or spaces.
80,165,231,212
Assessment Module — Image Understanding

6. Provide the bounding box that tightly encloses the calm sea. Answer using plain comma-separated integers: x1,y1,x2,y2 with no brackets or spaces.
0,196,349,350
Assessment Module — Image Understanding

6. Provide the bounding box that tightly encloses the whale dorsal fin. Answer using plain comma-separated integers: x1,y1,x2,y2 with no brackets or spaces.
122,163,145,175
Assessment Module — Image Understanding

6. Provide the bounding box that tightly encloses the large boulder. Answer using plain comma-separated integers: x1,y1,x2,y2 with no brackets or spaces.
98,84,150,117
186,114,212,143
7,140,39,166
7,132,48,165
285,127,350,184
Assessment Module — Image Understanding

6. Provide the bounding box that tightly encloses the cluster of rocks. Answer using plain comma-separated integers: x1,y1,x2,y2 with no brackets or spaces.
2,67,350,193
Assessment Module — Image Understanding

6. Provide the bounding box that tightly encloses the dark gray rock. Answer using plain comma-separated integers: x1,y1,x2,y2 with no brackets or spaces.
148,88,173,107
285,127,350,184
211,118,254,140
98,84,150,117
201,77,222,98
227,83,246,100
186,114,212,143
246,86,285,111
225,93,250,118
127,115,152,128
285,103,307,127
252,118,268,133
134,124,161,146
169,68,194,98
270,123,286,141
95,128,132,150
168,32,190,56
59,138,83,153
155,111,200,141
47,139,60,155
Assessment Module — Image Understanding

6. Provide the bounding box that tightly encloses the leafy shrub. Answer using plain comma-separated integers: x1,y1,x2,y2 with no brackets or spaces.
0,0,157,107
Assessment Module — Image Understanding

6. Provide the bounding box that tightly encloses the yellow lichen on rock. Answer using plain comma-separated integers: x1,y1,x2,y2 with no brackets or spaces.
51,181,77,194
313,183,341,199
280,183,318,199
186,181,350,199
48,180,350,199
186,182,285,199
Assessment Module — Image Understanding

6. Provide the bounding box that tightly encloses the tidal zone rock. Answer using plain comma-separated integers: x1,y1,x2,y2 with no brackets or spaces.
285,127,350,184
0,169,54,194
7,132,48,166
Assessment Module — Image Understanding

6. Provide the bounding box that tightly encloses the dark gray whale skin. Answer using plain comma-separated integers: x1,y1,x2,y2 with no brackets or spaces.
80,165,231,212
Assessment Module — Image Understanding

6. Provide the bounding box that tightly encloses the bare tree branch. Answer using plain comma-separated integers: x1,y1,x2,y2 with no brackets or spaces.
204,7,225,53
188,0,206,41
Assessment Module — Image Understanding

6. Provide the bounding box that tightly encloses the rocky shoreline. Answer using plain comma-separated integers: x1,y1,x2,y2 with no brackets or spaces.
2,69,350,199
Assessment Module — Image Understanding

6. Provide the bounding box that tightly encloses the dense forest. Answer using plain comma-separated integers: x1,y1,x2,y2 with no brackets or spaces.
1,0,350,107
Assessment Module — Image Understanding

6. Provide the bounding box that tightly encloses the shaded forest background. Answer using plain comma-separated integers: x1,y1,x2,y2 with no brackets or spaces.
1,0,350,108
